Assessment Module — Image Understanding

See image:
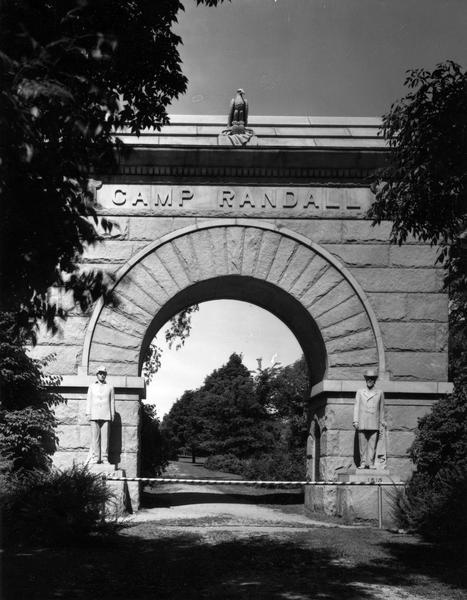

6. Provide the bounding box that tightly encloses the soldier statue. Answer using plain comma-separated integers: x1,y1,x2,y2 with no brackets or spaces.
353,369,386,469
86,366,115,464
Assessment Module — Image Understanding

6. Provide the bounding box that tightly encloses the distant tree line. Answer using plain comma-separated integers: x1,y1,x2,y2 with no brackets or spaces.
160,353,309,480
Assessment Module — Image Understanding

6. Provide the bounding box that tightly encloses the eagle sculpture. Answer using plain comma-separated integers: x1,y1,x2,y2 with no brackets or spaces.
228,88,248,133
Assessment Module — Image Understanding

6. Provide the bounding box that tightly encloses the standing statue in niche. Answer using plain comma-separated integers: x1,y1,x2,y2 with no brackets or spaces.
353,369,387,469
86,366,115,464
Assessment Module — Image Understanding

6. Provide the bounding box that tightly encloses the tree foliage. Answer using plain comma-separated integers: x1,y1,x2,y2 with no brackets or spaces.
0,313,62,471
162,354,310,478
140,403,169,477
369,61,467,252
0,0,222,333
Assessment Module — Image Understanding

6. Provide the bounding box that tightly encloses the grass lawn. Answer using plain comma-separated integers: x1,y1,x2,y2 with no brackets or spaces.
2,522,466,599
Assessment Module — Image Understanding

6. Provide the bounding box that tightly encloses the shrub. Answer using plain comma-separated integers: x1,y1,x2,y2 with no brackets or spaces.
396,464,467,550
204,453,244,475
205,451,305,481
1,464,116,547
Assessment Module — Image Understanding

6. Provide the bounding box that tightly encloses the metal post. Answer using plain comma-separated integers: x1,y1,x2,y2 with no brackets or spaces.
377,484,383,529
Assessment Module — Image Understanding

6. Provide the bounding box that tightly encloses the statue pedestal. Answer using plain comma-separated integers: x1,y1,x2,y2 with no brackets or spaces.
88,464,134,517
335,468,399,525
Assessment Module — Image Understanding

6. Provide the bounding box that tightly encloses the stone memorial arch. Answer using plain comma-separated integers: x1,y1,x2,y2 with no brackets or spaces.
35,115,451,513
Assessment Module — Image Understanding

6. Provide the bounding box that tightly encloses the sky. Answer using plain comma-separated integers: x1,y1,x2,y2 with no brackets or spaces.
171,0,467,117
148,0,467,417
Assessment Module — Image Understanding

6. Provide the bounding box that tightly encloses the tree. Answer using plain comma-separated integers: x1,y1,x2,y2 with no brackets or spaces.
162,353,277,460
369,61,467,384
372,61,467,545
140,403,169,477
0,313,61,471
0,0,223,333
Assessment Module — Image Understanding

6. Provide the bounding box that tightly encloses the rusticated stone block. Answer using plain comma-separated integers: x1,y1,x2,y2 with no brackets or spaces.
387,352,448,381
276,219,343,243
56,425,87,450
386,457,415,480
116,400,140,426
342,220,392,243
123,426,139,452
388,404,432,431
321,430,355,456
26,345,81,375
323,404,354,431
387,431,416,457
93,216,129,240
320,456,354,479
112,295,152,327
380,322,438,351
279,244,314,291
405,293,448,322
241,227,262,276
129,262,172,306
82,241,142,263
52,451,90,470
119,452,138,477
36,316,89,346
324,244,389,267
54,400,80,425
351,268,444,293
389,245,440,268
129,217,193,240
368,293,407,321
305,487,338,516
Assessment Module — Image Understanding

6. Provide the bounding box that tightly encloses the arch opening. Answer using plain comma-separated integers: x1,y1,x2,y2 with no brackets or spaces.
139,275,327,386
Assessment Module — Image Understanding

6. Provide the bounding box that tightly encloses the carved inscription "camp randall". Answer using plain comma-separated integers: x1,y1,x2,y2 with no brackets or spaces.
96,185,373,217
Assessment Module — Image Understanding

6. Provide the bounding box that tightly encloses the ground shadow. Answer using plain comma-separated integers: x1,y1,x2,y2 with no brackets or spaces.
142,489,304,508
4,527,466,600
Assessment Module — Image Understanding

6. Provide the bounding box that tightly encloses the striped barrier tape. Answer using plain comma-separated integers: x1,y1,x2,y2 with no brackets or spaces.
103,476,406,487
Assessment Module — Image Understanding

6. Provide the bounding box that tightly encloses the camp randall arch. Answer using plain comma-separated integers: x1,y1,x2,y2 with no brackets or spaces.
34,114,452,518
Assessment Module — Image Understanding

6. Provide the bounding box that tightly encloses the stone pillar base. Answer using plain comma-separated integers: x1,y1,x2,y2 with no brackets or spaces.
88,464,137,516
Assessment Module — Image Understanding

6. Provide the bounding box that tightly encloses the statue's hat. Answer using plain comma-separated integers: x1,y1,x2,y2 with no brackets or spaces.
363,368,378,379
96,366,107,374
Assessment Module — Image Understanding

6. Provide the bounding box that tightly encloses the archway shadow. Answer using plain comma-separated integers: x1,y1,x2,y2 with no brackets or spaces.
142,489,304,508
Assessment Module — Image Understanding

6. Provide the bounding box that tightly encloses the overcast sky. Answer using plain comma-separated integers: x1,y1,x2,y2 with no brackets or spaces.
147,0,467,417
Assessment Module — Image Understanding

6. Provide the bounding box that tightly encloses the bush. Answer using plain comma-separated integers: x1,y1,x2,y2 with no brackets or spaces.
396,385,467,550
204,453,244,475
0,464,116,547
205,451,305,481
396,464,467,550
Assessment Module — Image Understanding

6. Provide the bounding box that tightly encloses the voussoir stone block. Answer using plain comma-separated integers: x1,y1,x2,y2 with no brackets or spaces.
151,243,191,290
254,230,282,279
303,269,344,309
321,311,369,340
226,227,245,275
92,324,140,350
267,237,298,285
192,229,217,280
326,329,374,354
315,295,362,329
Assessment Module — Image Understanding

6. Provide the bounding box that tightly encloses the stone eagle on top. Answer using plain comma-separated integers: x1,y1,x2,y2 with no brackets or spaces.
228,88,248,134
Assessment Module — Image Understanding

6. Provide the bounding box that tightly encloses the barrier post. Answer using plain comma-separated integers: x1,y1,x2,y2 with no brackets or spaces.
377,484,383,529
